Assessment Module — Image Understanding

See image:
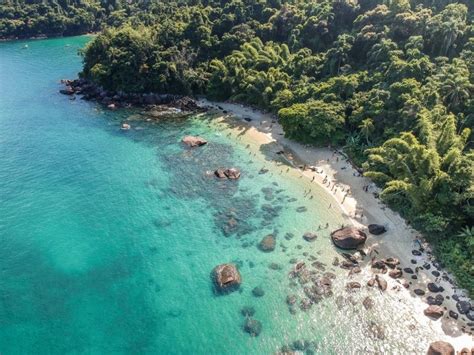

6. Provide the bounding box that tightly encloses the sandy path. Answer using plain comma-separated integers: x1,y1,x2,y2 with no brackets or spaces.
198,99,474,349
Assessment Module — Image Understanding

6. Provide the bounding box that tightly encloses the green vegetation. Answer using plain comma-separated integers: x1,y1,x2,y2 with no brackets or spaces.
3,0,472,293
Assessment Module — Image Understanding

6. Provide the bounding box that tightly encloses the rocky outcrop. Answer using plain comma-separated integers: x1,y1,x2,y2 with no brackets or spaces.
426,341,454,355
424,305,444,319
258,234,276,252
212,264,241,293
182,135,207,147
330,227,367,249
214,168,241,180
368,224,386,235
59,78,206,112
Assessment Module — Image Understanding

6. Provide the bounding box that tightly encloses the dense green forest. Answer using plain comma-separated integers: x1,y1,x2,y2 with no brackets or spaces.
2,0,473,293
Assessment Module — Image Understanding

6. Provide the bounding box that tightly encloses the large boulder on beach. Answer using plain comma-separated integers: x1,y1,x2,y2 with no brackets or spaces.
330,227,367,249
456,300,471,314
427,341,454,355
424,305,444,319
258,234,275,252
212,263,241,293
368,224,386,235
182,135,207,147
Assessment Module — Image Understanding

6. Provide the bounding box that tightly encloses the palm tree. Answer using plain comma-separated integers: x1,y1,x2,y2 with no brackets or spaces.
359,118,374,145
457,226,474,239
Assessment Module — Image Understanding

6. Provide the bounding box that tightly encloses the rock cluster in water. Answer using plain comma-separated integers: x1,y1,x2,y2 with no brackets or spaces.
182,135,207,147
212,263,241,293
214,168,241,180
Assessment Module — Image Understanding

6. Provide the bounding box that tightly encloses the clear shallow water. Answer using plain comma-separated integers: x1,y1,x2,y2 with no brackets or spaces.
0,37,451,354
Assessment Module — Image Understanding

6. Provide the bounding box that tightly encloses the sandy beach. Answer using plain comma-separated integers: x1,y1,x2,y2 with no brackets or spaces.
199,99,474,350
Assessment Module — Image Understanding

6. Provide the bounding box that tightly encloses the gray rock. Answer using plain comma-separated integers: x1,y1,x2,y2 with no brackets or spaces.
427,283,444,293
368,224,386,235
456,300,471,315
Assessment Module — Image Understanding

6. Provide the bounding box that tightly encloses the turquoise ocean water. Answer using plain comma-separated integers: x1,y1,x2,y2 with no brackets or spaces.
0,37,448,354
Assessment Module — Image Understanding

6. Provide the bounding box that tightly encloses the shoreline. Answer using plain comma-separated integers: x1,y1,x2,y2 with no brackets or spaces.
0,32,97,42
198,99,474,349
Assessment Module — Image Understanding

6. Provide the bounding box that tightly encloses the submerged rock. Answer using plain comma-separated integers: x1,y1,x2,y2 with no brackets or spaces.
303,232,318,242
286,295,297,305
258,234,276,252
363,297,375,310
243,318,262,336
212,263,241,293
252,286,265,297
368,321,385,340
368,224,386,235
241,306,255,317
182,135,207,147
330,227,367,249
427,341,454,355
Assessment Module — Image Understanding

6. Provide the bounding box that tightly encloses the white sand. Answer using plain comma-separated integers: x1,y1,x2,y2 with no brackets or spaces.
199,99,474,350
